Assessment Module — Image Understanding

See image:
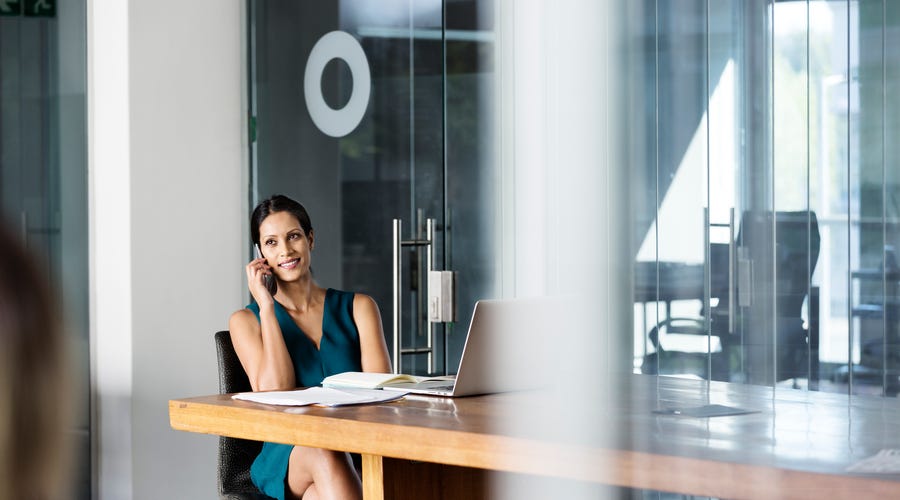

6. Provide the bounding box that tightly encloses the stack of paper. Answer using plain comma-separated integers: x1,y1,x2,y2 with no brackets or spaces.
232,387,406,407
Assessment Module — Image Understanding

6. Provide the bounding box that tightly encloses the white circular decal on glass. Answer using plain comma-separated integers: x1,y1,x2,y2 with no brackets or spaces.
304,31,371,138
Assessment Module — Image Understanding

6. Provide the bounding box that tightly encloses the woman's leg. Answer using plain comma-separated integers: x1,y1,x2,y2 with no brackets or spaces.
286,445,362,500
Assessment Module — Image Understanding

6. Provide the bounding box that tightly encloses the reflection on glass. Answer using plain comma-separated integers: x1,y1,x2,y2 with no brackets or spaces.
632,1,716,380
773,1,813,389
706,1,741,384
627,1,662,375
885,1,900,397
846,0,900,397
445,0,497,374
628,0,900,395
815,1,853,393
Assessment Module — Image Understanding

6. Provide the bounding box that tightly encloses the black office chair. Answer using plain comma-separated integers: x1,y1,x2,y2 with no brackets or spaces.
639,245,730,380
214,330,274,500
641,317,728,379
641,211,821,385
733,211,820,384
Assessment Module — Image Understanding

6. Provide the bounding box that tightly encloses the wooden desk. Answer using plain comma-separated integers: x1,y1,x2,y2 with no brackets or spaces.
170,375,900,499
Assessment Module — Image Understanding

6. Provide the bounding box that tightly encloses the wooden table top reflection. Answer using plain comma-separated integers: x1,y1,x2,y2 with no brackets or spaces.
169,374,900,499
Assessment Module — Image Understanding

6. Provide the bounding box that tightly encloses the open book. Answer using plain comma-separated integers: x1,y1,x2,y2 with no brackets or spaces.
322,371,454,390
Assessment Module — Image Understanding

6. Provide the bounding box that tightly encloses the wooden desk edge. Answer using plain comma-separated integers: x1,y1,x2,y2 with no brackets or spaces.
169,398,900,499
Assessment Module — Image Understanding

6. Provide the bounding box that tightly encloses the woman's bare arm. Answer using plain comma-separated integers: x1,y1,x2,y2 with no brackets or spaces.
353,294,392,373
228,257,296,391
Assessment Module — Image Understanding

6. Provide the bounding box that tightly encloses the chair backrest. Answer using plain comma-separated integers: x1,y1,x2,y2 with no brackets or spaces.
775,211,820,313
738,210,821,317
214,331,272,500
736,212,821,382
216,330,252,394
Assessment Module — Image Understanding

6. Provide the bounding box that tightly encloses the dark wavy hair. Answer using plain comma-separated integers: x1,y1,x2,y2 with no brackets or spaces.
250,194,314,246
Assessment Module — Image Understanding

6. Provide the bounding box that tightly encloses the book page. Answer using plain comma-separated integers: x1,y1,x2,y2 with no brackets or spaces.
322,371,422,389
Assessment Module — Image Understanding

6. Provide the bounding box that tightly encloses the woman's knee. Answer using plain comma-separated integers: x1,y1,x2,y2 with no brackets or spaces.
312,448,354,475
288,447,359,499
292,446,353,477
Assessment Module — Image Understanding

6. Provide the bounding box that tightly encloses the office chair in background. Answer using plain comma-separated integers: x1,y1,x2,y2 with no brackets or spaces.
734,211,820,385
639,243,731,380
641,211,821,386
214,330,274,500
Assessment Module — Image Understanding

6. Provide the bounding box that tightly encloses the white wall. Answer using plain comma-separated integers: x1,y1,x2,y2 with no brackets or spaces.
90,1,246,498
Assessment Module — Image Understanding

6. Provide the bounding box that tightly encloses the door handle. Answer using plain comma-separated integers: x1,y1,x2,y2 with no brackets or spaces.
728,208,735,334
392,219,402,373
392,217,437,374
737,248,752,308
706,208,735,334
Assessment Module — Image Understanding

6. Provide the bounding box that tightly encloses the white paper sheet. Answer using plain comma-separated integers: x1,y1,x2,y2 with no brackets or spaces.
232,387,406,407
652,404,758,417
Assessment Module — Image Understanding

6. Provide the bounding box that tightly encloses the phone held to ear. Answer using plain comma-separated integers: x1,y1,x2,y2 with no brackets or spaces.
254,244,278,296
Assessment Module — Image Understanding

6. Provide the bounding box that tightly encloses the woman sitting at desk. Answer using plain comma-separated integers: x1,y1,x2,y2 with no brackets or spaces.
230,194,391,500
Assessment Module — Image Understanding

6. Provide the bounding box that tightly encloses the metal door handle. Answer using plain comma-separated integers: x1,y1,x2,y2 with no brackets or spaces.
425,218,434,371
706,208,735,334
392,219,402,373
737,247,752,308
391,217,437,374
728,208,735,334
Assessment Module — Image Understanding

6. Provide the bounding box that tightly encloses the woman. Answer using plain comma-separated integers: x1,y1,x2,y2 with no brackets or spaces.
229,194,391,500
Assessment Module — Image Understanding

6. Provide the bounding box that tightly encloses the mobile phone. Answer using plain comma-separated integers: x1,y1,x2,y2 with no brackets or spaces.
254,244,278,295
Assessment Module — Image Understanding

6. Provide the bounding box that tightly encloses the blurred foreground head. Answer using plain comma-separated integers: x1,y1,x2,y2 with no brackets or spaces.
0,223,69,499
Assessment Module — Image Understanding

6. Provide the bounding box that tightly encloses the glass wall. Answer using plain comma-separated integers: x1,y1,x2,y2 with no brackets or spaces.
249,0,900,395
627,0,900,396
249,0,496,376
0,2,89,497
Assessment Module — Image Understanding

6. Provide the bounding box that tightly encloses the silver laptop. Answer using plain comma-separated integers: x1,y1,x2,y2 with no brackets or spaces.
384,299,545,397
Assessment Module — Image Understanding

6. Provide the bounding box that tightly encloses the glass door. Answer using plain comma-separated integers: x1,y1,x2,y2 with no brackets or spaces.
249,0,496,376
628,0,822,388
625,0,900,395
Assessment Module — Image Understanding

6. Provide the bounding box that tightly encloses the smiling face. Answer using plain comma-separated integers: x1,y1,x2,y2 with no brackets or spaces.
257,210,314,283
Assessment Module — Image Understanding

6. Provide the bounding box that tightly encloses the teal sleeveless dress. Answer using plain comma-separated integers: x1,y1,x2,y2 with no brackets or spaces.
246,289,363,500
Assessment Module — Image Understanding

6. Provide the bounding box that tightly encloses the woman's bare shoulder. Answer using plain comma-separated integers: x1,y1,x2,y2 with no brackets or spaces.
352,293,384,333
229,307,258,333
352,293,380,313
352,291,374,304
